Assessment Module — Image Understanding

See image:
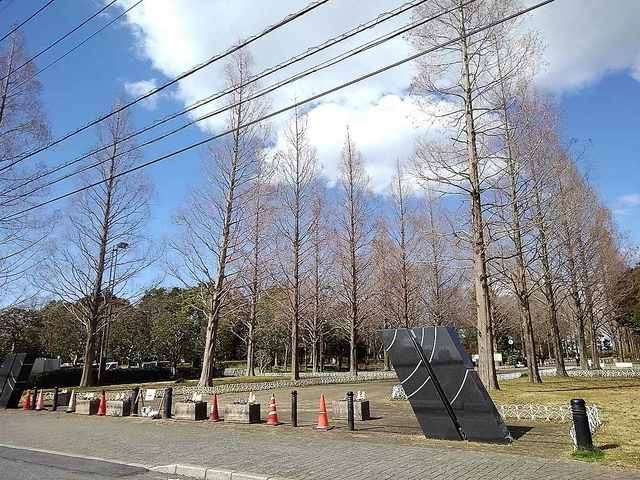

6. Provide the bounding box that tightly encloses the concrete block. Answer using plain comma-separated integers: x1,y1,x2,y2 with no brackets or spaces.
176,464,208,479
205,468,233,480
150,464,176,474
231,473,268,480
174,401,208,421
106,400,131,417
332,399,370,420
75,399,99,415
224,403,261,424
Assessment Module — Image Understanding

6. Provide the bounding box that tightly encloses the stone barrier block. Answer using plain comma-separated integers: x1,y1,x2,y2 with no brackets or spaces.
332,399,370,421
174,401,208,421
223,403,261,424
106,400,131,417
75,399,100,415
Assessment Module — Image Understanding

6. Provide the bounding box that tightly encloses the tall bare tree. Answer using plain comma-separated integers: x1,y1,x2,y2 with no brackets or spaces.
410,0,526,390
274,106,317,380
336,127,371,375
0,33,49,303
171,51,269,386
303,190,332,373
39,108,151,387
389,161,419,328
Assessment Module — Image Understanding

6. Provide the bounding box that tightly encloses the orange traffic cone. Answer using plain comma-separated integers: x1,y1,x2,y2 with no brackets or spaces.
209,394,221,422
266,394,281,426
316,394,330,430
97,390,107,416
35,390,45,411
22,390,32,411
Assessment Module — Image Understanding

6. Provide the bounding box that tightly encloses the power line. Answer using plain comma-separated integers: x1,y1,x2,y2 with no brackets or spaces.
0,0,330,172
7,0,145,94
0,0,119,83
1,0,556,222
0,0,56,44
2,0,434,198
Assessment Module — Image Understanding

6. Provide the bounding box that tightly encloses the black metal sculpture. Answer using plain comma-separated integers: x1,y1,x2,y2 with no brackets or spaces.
0,353,36,408
383,327,511,443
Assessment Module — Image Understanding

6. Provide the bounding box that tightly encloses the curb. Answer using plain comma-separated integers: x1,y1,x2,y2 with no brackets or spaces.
0,443,148,470
151,464,294,480
0,445,293,480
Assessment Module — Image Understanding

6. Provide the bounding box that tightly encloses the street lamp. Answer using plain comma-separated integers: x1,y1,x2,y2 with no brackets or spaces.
97,242,129,384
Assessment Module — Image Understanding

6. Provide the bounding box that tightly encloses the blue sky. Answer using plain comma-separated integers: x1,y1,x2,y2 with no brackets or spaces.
2,0,639,269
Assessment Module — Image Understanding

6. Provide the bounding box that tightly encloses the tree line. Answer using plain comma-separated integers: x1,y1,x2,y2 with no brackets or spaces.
1,1,638,389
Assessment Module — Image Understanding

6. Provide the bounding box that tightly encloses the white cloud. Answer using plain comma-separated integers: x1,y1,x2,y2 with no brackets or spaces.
113,0,640,192
526,0,640,90
123,79,161,109
613,193,640,216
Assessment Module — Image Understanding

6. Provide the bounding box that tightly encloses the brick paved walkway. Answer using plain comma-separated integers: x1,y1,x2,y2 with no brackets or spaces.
1,410,638,480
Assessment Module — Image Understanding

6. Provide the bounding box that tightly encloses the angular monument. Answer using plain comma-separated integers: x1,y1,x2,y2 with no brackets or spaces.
0,353,36,408
383,327,511,443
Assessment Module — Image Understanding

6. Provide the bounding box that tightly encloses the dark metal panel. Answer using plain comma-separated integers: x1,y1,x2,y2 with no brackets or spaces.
383,327,511,443
0,353,36,408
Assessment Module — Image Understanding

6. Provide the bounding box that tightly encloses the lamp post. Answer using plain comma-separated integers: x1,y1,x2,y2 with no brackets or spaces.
97,242,129,384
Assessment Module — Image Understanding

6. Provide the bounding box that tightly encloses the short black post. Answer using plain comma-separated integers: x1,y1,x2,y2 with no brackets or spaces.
52,387,59,411
131,386,140,415
163,387,173,419
31,386,37,410
571,398,593,451
346,391,355,431
291,390,298,427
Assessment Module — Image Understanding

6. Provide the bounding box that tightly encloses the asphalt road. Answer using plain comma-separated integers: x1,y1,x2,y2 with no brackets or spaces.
0,446,172,480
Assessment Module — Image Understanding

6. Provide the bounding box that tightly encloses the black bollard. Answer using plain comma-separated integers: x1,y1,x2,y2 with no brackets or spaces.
291,390,298,427
31,387,37,410
52,387,59,411
346,391,355,431
163,387,173,419
570,398,593,451
131,387,140,416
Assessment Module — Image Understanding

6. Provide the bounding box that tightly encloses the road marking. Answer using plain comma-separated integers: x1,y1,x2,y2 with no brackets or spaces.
0,443,149,470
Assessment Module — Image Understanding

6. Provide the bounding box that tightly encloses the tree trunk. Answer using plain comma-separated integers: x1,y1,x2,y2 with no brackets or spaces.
199,307,221,386
79,330,96,387
460,11,498,390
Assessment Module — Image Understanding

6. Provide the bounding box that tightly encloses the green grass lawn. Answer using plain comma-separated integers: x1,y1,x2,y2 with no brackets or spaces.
490,376,640,468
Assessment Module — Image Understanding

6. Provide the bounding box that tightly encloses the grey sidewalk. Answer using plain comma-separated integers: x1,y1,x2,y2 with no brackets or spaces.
1,410,638,480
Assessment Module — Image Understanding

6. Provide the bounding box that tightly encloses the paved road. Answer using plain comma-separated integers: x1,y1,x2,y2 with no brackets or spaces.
0,446,171,480
1,410,639,480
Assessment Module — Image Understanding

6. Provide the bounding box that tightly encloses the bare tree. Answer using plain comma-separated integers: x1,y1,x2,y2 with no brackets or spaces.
370,218,395,369
410,0,527,390
303,190,332,373
412,187,468,327
336,127,371,375
170,51,269,386
0,33,49,304
233,151,274,376
39,108,151,387
274,106,317,380
487,34,542,383
522,95,568,376
389,161,419,328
